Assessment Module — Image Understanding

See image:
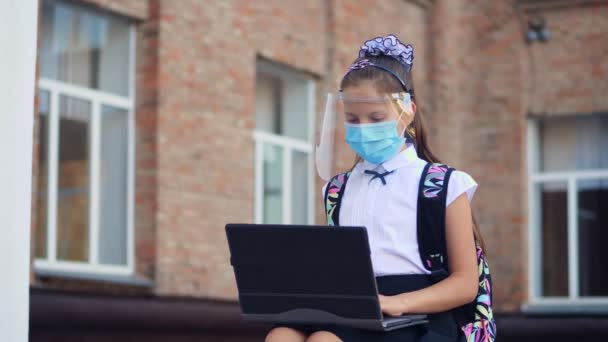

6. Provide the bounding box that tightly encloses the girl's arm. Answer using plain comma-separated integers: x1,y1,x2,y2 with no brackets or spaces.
379,193,479,316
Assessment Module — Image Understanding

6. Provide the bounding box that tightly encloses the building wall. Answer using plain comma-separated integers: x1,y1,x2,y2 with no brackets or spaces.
457,0,608,312
524,1,608,116
30,0,608,315
132,0,158,281
152,0,327,298
150,0,434,299
459,0,529,312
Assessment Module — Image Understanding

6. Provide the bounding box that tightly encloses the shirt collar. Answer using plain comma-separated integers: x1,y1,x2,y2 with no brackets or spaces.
356,143,419,173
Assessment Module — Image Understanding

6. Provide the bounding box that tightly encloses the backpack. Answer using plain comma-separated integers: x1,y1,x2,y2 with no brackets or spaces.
323,163,496,342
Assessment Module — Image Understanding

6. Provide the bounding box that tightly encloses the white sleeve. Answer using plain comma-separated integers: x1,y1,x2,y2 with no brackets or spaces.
321,182,329,202
446,170,478,207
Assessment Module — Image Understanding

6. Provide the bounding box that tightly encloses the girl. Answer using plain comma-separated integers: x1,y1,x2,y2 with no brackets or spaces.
266,34,483,342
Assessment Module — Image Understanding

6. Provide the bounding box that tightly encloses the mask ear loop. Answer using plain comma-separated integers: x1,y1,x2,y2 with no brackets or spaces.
387,93,416,147
399,98,414,139
404,125,416,147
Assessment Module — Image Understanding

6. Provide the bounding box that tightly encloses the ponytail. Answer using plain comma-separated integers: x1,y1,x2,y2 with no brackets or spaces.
409,106,441,164
410,106,486,251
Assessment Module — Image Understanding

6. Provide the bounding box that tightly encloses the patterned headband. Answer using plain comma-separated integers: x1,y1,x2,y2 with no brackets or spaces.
343,35,414,93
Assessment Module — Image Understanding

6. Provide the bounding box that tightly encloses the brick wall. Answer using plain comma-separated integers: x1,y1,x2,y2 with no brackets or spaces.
133,0,160,280
523,1,608,115
152,0,327,298
151,0,435,299
458,0,529,312
449,0,608,312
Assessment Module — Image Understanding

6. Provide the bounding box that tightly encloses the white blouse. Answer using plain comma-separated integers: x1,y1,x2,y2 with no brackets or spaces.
323,144,478,277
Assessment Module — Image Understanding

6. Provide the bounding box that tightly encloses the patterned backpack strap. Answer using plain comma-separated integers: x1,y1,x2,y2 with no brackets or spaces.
417,163,497,341
416,162,454,282
324,172,351,226
461,243,496,342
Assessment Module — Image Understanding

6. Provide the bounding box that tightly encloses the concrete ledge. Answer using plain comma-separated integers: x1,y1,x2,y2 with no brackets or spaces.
30,287,269,341
35,269,154,288
30,288,608,342
496,312,608,342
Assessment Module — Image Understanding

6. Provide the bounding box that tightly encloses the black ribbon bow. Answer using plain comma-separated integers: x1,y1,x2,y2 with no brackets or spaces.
364,169,395,186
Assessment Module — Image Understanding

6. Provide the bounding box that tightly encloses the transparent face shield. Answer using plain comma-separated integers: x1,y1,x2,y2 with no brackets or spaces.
315,91,414,181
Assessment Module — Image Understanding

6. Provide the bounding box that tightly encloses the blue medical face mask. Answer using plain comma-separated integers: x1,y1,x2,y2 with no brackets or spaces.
345,120,405,164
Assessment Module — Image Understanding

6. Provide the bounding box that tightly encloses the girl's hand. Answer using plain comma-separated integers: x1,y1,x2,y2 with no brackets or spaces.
378,294,407,317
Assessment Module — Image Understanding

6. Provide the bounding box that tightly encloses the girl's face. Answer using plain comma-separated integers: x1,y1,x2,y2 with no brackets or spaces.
341,82,415,132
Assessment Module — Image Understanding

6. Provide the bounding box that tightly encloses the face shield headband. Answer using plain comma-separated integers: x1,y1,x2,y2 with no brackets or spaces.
342,59,412,95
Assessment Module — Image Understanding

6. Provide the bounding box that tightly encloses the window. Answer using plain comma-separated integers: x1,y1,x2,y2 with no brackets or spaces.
35,0,135,276
253,61,315,225
528,114,608,304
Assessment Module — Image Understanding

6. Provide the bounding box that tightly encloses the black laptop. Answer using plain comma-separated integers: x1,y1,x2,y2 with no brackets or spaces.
225,224,428,331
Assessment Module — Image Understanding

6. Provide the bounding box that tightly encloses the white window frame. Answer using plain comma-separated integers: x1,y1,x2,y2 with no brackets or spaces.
527,118,608,307
253,64,316,225
35,26,136,278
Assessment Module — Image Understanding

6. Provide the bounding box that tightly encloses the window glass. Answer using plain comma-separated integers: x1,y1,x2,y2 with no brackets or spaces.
40,0,131,96
56,95,91,262
539,115,608,172
539,182,569,297
98,105,129,265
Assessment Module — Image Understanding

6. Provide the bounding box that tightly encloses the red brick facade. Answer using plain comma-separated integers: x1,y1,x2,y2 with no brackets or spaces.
31,0,608,318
